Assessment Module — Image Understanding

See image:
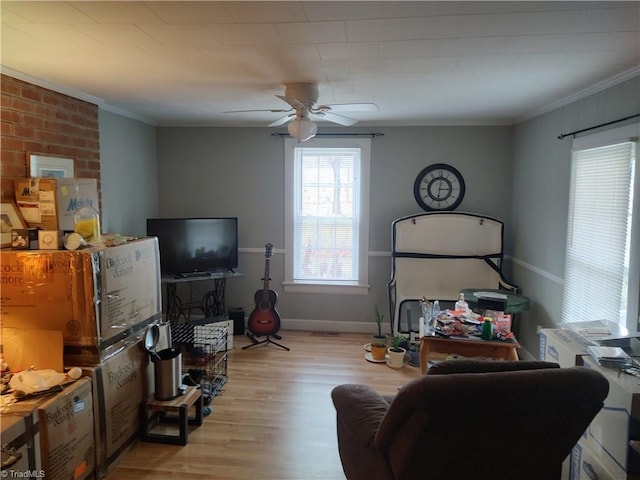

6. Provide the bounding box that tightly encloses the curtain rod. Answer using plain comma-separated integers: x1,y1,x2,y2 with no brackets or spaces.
271,132,384,138
557,113,640,139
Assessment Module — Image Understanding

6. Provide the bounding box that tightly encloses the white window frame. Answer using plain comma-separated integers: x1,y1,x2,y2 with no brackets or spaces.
283,137,371,295
562,123,639,332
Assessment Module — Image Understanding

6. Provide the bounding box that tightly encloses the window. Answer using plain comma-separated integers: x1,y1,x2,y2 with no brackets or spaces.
284,137,370,294
562,124,638,331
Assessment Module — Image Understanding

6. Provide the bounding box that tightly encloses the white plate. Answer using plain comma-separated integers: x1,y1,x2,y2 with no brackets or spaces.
386,361,404,369
9,369,66,394
363,343,371,352
365,352,388,363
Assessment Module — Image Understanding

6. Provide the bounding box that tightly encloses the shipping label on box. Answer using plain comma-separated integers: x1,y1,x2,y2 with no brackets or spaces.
0,410,42,474
538,328,594,367
579,354,640,476
14,177,99,231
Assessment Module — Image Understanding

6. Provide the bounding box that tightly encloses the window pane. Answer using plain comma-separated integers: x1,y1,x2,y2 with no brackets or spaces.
294,148,360,283
562,141,635,324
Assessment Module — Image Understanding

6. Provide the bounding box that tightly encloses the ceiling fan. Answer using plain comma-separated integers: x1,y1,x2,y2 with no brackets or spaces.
225,82,378,141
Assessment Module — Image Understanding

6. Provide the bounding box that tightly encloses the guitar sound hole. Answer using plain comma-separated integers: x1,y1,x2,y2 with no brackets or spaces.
259,302,272,311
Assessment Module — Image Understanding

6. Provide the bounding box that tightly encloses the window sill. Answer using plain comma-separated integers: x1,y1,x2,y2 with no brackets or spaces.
282,282,370,295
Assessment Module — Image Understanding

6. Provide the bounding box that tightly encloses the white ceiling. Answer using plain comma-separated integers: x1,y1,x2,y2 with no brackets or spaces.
1,1,639,127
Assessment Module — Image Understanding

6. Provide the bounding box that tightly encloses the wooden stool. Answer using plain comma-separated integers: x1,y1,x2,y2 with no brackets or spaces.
140,386,203,445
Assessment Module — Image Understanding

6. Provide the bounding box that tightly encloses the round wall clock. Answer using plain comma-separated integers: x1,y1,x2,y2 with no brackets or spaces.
413,163,466,211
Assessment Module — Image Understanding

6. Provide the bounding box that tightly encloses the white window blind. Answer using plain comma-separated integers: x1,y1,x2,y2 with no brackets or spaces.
293,147,360,282
284,137,370,294
562,139,636,324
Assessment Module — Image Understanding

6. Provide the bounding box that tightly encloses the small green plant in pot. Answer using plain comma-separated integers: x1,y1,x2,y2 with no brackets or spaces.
387,333,406,368
370,305,388,361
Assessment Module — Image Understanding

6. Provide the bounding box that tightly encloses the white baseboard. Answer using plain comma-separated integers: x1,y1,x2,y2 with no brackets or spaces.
169,313,379,334
170,313,533,358
280,318,376,334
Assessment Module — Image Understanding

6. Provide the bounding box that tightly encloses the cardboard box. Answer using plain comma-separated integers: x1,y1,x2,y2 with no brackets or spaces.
2,328,64,372
0,410,42,474
538,328,594,367
39,378,94,480
3,378,95,480
0,237,162,365
38,230,63,250
578,354,640,477
571,435,624,480
80,326,169,478
14,177,99,231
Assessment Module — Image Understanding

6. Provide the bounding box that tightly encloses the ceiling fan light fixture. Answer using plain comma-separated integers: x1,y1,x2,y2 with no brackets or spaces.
288,116,317,142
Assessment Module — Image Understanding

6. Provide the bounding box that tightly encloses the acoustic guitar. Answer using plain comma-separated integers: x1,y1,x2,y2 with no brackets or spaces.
247,243,281,337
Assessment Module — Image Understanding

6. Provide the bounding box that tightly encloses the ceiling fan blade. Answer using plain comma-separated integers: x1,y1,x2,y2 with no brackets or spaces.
224,108,292,114
276,94,306,110
313,111,358,126
268,114,295,127
317,103,378,112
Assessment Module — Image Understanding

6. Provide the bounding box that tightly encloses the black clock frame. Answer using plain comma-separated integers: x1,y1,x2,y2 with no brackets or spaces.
413,163,466,211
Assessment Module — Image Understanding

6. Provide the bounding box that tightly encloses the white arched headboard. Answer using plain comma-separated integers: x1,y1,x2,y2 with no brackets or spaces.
387,212,517,334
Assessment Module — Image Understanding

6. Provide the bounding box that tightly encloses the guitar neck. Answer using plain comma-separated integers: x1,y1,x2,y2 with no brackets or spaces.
262,257,271,300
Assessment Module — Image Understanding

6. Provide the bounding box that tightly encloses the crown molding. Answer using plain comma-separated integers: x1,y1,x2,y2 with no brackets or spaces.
517,66,640,124
4,64,638,129
1,65,156,125
97,103,156,126
1,65,104,105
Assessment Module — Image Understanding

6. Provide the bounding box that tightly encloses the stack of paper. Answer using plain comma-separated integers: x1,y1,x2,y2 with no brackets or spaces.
587,345,631,367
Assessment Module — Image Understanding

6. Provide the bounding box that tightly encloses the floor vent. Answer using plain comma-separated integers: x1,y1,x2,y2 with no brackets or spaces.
310,331,340,337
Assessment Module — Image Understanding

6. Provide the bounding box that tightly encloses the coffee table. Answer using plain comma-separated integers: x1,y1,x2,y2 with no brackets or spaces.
419,335,520,374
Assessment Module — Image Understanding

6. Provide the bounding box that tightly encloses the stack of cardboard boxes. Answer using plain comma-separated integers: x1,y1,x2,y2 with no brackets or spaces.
1,237,167,479
11,177,100,249
539,321,639,480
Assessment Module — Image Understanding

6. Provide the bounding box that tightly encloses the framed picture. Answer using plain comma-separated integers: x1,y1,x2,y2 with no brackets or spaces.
1,202,27,247
28,153,75,178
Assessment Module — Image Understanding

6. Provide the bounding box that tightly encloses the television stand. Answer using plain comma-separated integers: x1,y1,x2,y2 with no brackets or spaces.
161,271,244,323
177,272,211,279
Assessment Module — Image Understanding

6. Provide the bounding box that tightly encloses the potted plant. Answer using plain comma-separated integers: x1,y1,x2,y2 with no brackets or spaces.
386,334,406,368
370,305,388,361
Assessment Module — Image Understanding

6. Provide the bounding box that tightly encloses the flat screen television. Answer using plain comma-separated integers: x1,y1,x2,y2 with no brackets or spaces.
146,217,238,276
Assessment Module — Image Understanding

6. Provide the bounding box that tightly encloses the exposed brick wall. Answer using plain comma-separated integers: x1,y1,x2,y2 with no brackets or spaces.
0,74,101,203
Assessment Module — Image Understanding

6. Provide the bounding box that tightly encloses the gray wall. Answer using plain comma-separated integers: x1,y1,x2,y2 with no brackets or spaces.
98,109,158,237
155,125,514,330
510,76,640,355
97,75,639,355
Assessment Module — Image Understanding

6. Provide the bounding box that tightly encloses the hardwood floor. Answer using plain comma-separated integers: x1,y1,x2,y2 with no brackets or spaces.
104,330,421,480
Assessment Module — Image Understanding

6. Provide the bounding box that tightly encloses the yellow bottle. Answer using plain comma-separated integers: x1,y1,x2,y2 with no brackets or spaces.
481,317,494,340
74,206,101,244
